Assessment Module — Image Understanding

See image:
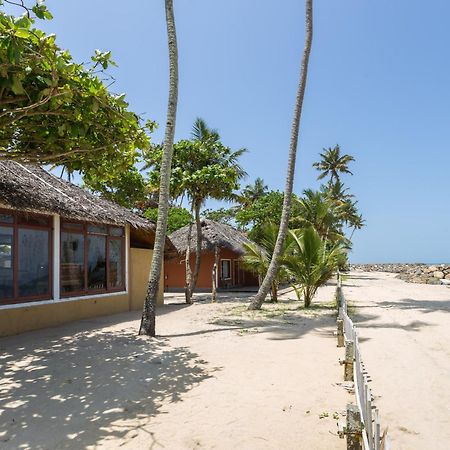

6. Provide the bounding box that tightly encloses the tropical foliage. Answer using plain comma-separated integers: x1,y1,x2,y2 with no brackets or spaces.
283,227,344,307
313,144,355,183
145,117,246,303
144,206,192,234
83,166,147,209
0,1,150,181
238,144,363,307
241,223,291,302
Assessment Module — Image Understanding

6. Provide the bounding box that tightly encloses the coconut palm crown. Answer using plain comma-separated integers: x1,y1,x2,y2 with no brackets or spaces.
313,144,355,183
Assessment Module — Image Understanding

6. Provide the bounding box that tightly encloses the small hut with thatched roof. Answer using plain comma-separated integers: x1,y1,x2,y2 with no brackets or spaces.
164,219,258,291
0,160,175,337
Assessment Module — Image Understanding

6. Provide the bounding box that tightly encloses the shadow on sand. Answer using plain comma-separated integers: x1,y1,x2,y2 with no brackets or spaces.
378,298,450,314
161,300,339,342
0,318,214,449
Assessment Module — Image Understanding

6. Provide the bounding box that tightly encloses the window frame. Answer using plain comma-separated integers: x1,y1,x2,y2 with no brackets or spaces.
60,220,125,298
220,259,232,280
0,209,53,305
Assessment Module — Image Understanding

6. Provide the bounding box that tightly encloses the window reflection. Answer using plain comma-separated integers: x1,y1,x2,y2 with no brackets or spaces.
109,240,123,288
61,232,85,293
18,229,49,297
0,227,13,300
87,235,106,289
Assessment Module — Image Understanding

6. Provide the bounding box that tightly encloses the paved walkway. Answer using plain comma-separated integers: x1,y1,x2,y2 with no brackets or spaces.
344,271,450,450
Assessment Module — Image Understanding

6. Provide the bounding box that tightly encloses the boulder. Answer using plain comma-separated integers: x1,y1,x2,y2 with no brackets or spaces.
433,271,445,279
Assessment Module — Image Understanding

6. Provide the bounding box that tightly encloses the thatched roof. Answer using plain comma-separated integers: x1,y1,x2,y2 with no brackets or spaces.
0,160,152,230
169,219,254,256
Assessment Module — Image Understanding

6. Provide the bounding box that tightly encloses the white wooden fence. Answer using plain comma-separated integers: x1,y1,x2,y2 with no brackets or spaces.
336,274,386,450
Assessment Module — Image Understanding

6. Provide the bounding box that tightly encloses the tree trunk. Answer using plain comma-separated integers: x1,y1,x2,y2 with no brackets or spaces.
249,0,313,310
211,245,219,302
139,0,178,336
184,211,194,304
190,201,202,295
304,289,312,308
271,280,278,302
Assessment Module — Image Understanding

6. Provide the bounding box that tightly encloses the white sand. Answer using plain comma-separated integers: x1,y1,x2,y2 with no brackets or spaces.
344,271,450,450
0,285,348,450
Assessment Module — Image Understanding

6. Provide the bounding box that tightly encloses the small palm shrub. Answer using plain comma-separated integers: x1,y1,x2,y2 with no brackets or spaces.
283,227,344,307
241,223,290,302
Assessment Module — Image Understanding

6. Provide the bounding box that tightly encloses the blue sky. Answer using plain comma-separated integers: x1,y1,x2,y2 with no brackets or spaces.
20,0,450,263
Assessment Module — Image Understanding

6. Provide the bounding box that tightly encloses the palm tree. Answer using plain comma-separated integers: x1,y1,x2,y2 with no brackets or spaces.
182,120,247,303
322,179,354,205
139,0,178,336
320,179,364,245
239,177,268,207
241,223,291,302
313,144,355,183
293,189,343,243
249,0,314,310
283,227,344,307
191,117,220,142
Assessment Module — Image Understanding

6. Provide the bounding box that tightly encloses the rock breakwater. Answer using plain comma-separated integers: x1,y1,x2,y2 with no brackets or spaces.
350,263,450,285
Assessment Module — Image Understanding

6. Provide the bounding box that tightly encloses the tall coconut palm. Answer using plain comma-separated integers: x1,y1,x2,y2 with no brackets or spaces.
178,120,247,303
139,0,178,336
313,144,355,184
185,118,221,304
249,0,314,310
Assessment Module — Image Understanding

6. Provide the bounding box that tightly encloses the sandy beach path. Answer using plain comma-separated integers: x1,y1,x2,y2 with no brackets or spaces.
344,271,450,450
0,285,348,450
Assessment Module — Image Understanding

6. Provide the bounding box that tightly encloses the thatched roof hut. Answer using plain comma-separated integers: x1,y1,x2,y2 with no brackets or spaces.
0,160,177,253
0,160,151,228
169,219,254,256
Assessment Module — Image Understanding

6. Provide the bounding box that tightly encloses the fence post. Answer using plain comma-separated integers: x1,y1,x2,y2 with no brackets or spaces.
364,382,373,448
346,404,363,450
374,409,381,450
344,339,354,381
337,319,344,347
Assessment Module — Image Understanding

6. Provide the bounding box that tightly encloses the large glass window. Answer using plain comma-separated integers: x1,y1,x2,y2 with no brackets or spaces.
0,210,52,304
109,239,124,288
87,235,106,290
61,232,85,293
60,221,125,296
18,229,49,297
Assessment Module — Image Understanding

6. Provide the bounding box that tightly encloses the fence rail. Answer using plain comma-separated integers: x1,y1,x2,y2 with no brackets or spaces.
336,273,387,450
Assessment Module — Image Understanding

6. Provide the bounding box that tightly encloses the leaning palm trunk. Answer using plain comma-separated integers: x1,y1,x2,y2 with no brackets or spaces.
139,0,178,335
249,0,313,310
